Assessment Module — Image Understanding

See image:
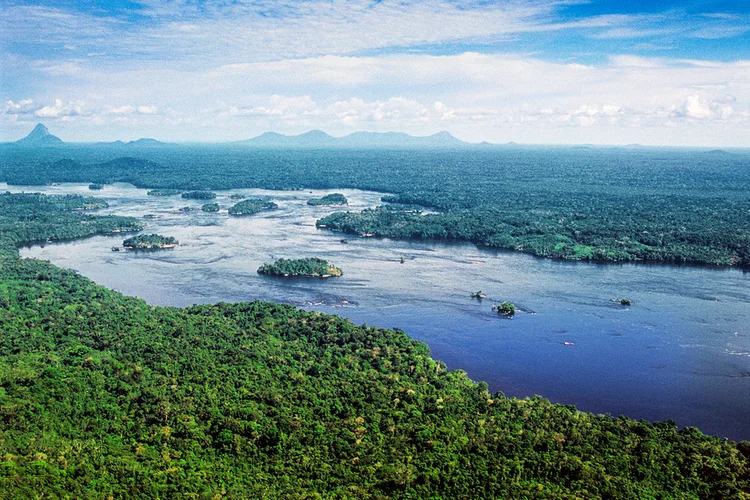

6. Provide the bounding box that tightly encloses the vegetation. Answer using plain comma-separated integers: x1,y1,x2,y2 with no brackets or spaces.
307,193,348,206
497,301,517,316
181,190,216,200
620,298,633,306
202,202,220,213
1,148,747,266
471,290,487,299
88,183,103,190
229,193,247,199
122,233,178,249
0,193,748,497
147,189,182,196
229,198,278,215
258,257,342,277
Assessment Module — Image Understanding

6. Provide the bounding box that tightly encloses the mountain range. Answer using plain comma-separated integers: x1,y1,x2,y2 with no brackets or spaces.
236,130,469,147
8,124,473,148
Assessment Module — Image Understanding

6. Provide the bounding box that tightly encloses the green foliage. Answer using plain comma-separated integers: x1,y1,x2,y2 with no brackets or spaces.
0,192,142,253
147,189,182,196
88,183,103,190
1,148,747,266
0,192,747,498
621,298,632,306
258,257,342,277
122,233,178,249
181,190,216,200
228,198,278,215
201,203,220,213
307,193,348,206
498,301,516,316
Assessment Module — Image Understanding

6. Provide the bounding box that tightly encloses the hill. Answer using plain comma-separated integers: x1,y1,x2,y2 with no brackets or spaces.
237,130,469,148
14,123,63,146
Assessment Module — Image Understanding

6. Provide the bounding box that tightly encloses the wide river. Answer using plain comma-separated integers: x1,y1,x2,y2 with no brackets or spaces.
11,183,750,441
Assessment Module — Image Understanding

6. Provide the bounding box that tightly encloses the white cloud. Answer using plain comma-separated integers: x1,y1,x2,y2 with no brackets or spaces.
34,99,85,118
136,105,159,114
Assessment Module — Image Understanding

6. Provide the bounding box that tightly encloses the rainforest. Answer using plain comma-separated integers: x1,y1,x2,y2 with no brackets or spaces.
0,190,748,498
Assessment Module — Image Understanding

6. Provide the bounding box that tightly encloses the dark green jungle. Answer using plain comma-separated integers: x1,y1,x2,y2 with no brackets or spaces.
0,145,749,498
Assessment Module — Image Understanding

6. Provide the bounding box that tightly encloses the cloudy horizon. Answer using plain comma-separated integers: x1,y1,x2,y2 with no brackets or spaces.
2,0,749,146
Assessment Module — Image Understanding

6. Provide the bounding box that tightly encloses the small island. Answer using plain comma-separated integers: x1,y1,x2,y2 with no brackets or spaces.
493,302,516,317
88,183,103,190
229,193,247,199
471,290,487,299
182,191,216,200
229,198,278,215
148,189,182,196
616,298,633,306
202,203,220,213
122,234,178,250
307,193,348,206
257,258,342,278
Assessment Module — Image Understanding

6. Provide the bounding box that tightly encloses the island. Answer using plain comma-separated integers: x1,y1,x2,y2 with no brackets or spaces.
495,301,516,316
147,189,182,196
471,290,487,299
257,258,342,277
88,183,103,190
307,193,348,206
228,198,278,215
202,203,220,213
229,193,247,199
182,191,216,200
122,233,178,250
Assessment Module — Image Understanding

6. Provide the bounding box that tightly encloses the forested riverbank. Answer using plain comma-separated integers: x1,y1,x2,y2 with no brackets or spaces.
1,190,748,498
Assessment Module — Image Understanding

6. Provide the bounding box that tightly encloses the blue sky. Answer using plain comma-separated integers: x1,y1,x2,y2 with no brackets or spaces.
1,0,749,145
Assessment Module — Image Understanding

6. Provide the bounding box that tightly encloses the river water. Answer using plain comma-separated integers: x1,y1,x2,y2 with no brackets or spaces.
11,182,750,441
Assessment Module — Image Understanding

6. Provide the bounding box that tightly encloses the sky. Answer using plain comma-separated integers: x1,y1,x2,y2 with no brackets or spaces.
1,0,749,145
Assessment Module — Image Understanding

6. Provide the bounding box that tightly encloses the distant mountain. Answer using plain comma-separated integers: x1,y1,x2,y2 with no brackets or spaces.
237,130,469,148
94,138,170,147
238,130,338,147
15,124,64,146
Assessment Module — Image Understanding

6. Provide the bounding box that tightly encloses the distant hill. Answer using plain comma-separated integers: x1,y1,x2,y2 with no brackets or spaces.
237,130,469,148
94,138,170,147
15,123,64,146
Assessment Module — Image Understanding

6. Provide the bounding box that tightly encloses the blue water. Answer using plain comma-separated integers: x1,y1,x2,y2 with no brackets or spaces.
12,182,750,441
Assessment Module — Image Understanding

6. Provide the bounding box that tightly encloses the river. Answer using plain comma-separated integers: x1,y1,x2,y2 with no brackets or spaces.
11,182,750,441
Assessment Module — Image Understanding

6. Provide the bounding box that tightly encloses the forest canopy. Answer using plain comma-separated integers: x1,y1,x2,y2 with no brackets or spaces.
258,257,343,277
0,192,747,497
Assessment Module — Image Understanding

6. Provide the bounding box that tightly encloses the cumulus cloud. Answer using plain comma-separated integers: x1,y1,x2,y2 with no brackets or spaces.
136,105,159,114
4,99,41,115
34,99,85,118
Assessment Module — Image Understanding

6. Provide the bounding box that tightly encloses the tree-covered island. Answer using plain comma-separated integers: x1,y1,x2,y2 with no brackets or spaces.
202,203,220,212
147,189,182,196
181,190,216,200
307,193,348,206
229,198,278,215
258,257,343,277
88,183,103,190
122,233,178,250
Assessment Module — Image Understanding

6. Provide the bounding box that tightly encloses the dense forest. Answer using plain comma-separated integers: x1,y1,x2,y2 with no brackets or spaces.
201,202,220,213
0,146,747,266
307,193,348,206
122,233,178,249
182,190,217,200
228,198,278,215
258,257,343,277
147,189,182,196
0,192,748,498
